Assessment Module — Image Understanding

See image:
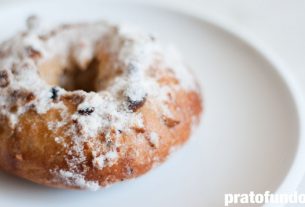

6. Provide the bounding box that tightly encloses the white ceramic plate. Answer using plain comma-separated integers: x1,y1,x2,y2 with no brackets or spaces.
0,1,304,207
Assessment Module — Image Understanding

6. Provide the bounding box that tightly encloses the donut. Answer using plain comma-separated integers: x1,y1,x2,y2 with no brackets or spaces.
0,17,202,190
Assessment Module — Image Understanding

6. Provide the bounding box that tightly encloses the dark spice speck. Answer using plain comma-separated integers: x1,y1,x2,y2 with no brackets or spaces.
50,87,59,100
78,107,95,116
0,71,9,88
126,167,134,176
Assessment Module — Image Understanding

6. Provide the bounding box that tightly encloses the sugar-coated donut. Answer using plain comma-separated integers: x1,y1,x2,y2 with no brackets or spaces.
0,17,202,190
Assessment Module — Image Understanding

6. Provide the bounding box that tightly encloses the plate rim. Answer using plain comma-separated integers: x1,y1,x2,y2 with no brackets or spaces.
160,3,305,201
0,0,305,205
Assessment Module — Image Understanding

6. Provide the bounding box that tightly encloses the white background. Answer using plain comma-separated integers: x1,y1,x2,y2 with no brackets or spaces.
1,0,305,205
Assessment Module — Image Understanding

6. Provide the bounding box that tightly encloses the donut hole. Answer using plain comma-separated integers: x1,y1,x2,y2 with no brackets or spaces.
38,58,99,92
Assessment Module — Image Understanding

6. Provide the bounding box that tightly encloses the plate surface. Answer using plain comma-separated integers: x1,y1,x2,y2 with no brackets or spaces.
0,1,302,206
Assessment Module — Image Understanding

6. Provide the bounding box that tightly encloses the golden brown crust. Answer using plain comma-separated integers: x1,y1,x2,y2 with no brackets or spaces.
0,89,202,189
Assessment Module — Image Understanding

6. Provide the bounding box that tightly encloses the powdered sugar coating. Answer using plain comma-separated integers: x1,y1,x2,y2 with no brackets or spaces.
149,132,160,147
57,170,100,191
0,18,198,190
